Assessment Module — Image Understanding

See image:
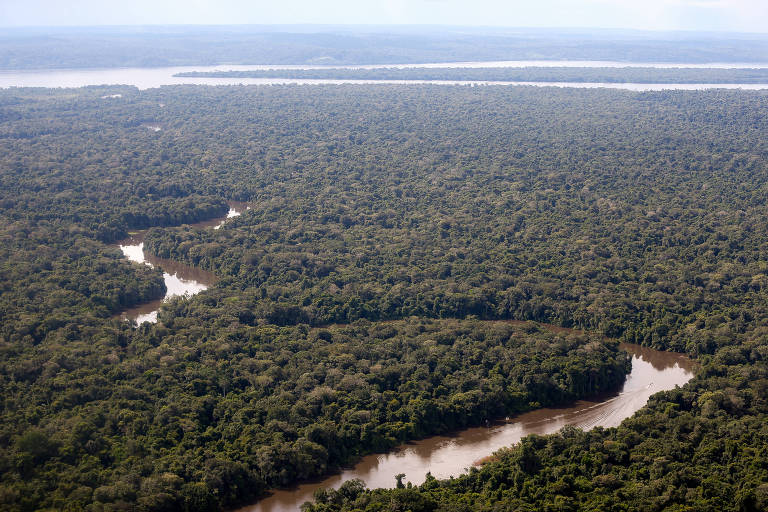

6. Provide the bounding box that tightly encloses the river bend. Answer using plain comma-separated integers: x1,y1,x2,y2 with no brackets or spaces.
239,342,695,512
115,202,249,323
2,62,768,90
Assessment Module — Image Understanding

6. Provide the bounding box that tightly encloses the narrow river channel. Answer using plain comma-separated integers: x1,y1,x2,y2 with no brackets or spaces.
115,202,250,323
238,342,695,512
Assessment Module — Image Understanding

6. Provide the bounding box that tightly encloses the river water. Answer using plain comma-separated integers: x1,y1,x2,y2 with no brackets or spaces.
78,63,707,508
239,342,695,512
111,205,696,510
109,201,698,509
2,62,768,90
115,202,249,323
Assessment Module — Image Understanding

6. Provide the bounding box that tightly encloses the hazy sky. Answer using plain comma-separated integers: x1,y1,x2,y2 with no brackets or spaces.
1,0,767,33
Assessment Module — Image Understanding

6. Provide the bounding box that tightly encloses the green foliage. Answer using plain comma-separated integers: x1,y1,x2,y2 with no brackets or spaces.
302,339,768,511
132,85,768,355
0,221,166,345
0,318,626,511
176,66,768,84
1,84,768,511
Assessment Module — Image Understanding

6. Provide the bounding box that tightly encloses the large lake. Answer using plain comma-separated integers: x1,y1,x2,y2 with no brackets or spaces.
2,61,768,90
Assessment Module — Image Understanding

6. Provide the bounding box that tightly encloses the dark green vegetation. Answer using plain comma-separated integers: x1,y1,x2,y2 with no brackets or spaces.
0,224,165,346
0,87,229,243
2,26,768,69
0,83,767,511
304,357,768,512
2,313,626,511
176,66,768,83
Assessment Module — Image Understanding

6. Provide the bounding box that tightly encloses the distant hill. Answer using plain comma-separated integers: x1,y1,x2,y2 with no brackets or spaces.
1,25,768,69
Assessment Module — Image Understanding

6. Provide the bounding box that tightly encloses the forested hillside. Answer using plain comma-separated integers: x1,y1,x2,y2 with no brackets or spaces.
1,84,767,510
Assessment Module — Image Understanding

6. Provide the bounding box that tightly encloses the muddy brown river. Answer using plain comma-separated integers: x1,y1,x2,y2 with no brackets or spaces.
238,342,695,512
116,202,250,323
2,62,768,90
112,205,696,512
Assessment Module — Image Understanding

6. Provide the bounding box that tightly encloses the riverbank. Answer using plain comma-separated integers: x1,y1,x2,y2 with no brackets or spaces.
238,341,694,512
3,61,768,89
174,66,768,84
114,202,249,323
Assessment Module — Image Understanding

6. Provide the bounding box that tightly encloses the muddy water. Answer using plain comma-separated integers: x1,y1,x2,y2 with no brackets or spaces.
193,201,251,230
116,202,249,323
239,342,695,512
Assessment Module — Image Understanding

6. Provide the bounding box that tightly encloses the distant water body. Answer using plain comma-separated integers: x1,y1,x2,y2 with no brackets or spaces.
2,61,768,90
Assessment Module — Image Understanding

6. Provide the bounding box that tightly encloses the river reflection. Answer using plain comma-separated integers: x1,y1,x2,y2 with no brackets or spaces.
189,201,251,230
115,202,249,323
239,342,695,512
116,231,216,323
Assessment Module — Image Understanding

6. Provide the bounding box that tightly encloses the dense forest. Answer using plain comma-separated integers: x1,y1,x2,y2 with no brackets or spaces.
303,338,768,512
176,66,768,83
2,26,768,69
1,84,768,510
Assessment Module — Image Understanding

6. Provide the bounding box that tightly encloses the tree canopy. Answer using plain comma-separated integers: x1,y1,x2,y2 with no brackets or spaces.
1,84,768,510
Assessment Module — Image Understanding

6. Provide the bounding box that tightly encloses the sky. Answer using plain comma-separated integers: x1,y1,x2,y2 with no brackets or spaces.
1,0,767,33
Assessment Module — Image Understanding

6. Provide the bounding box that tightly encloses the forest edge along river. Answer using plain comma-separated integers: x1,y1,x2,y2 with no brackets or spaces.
237,341,695,512
110,204,697,512
114,201,250,323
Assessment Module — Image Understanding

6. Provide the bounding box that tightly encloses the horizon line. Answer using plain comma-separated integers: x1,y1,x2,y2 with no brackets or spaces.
1,23,767,36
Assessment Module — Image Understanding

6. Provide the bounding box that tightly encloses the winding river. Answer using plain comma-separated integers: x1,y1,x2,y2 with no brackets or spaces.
112,207,697,510
239,342,695,512
111,204,697,510
115,202,250,323
75,66,709,507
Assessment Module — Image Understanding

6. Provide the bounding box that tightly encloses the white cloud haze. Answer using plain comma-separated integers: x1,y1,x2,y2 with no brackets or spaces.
1,0,767,32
